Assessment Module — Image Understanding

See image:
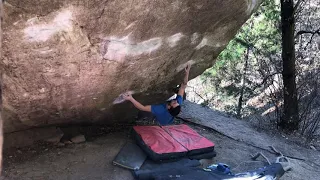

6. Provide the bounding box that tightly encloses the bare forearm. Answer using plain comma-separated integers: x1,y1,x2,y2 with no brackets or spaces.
129,98,151,112
178,70,190,96
183,71,190,85
130,98,145,110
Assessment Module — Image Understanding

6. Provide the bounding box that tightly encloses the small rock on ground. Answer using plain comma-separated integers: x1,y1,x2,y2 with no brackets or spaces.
71,135,86,144
44,128,64,144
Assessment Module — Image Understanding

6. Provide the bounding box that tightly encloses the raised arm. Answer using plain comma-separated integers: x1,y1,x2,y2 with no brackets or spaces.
178,64,191,97
124,93,151,112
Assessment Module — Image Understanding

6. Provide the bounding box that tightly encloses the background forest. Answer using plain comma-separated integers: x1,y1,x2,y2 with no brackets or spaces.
186,0,320,142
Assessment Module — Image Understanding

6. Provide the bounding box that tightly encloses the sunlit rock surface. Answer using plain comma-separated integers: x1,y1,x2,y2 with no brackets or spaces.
1,0,262,133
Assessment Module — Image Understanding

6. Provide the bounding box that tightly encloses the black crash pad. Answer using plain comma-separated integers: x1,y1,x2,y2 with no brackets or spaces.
113,142,147,170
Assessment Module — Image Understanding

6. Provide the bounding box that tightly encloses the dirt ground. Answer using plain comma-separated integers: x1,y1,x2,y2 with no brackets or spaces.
180,101,320,180
2,131,134,180
2,124,319,180
2,102,320,180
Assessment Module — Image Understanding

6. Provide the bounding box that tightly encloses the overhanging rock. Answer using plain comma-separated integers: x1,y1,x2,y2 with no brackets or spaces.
1,0,262,133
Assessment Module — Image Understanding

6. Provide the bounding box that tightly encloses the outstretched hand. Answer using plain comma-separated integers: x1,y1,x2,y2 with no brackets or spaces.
185,64,191,73
123,92,133,101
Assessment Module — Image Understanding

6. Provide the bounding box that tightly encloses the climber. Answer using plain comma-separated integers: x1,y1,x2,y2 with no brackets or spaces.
123,64,191,125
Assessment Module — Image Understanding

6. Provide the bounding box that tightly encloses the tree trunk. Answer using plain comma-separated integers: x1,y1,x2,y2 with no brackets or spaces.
236,48,250,118
279,0,299,131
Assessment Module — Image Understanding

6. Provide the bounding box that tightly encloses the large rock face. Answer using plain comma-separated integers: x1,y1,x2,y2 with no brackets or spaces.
1,0,262,133
0,0,4,171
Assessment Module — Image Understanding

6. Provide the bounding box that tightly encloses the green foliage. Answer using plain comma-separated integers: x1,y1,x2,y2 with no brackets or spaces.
199,0,282,116
237,0,281,52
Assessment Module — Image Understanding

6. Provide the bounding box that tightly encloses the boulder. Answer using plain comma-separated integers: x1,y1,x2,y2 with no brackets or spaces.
0,0,3,173
1,0,262,133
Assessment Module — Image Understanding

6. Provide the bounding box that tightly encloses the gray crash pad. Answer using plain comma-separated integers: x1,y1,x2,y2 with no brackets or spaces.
113,142,147,170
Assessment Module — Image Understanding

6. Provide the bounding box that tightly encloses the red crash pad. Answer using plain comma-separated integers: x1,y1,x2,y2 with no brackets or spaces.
162,124,215,151
133,126,187,154
133,124,215,161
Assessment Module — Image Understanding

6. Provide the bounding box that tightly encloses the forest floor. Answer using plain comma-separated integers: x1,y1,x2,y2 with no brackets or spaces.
2,101,319,180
